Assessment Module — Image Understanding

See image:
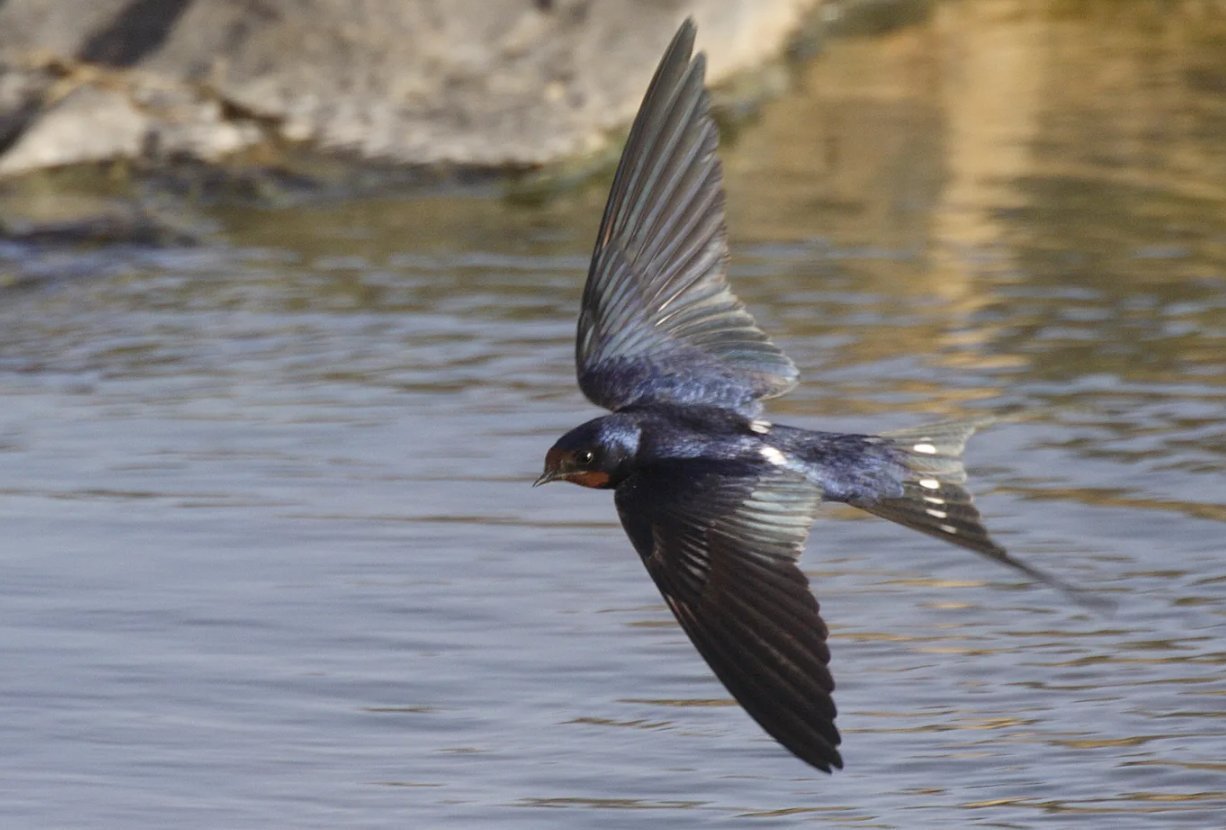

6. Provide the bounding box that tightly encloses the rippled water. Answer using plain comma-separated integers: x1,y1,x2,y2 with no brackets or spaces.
3,3,1225,827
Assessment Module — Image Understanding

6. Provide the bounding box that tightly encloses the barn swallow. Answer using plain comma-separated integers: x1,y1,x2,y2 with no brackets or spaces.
535,18,1101,773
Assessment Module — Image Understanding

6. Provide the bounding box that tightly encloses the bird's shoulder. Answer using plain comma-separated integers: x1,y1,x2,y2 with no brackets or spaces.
616,403,769,466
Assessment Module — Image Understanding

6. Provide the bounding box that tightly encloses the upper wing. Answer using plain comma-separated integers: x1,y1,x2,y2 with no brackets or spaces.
576,19,798,416
615,459,841,771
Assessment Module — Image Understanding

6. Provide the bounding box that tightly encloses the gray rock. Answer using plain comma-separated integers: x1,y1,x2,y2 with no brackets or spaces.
0,84,151,175
0,0,820,177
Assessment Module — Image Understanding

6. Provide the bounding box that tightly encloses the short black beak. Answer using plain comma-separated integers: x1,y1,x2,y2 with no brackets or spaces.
532,470,557,487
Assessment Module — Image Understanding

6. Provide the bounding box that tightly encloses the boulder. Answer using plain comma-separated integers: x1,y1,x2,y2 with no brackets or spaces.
0,0,821,177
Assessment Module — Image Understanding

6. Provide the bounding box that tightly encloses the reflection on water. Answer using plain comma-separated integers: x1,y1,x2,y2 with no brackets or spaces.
2,1,1225,827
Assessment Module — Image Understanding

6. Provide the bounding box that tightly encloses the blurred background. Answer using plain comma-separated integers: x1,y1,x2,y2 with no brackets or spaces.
1,1,1225,828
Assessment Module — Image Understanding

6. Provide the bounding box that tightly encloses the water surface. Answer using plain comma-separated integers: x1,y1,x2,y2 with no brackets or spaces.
2,3,1225,827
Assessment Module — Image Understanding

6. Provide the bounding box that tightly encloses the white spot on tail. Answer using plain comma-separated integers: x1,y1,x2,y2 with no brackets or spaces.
923,495,946,505
759,446,787,467
919,478,941,490
912,442,937,455
939,523,958,534
750,419,772,434
925,508,948,519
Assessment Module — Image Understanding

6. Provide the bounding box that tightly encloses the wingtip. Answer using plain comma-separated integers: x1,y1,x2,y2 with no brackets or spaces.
654,18,696,71
787,738,843,773
812,748,844,774
675,16,698,50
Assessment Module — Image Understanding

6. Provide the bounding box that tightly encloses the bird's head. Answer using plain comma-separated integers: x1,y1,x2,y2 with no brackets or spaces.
534,415,640,489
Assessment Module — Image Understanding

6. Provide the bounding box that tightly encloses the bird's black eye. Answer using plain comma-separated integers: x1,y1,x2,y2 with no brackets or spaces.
576,450,595,466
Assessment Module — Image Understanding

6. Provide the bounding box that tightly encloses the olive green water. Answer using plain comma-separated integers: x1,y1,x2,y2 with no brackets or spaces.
2,3,1225,827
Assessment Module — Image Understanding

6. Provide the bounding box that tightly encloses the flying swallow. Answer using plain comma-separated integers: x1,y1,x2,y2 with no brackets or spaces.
535,18,1099,772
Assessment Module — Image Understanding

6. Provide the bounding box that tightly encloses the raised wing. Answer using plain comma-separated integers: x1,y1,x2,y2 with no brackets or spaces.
615,459,841,771
577,19,798,416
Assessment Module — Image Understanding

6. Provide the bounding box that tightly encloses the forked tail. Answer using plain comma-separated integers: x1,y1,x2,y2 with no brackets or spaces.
855,418,1112,612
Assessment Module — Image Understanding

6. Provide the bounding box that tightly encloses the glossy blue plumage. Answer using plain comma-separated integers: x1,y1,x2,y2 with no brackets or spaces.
537,18,1089,773
576,21,796,416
